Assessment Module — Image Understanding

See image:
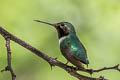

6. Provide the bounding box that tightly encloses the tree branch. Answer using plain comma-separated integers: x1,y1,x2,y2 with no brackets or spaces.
0,27,119,80
1,38,16,80
90,64,120,73
73,64,120,74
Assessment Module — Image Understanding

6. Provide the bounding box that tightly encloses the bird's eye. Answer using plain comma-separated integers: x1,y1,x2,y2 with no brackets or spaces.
61,23,64,26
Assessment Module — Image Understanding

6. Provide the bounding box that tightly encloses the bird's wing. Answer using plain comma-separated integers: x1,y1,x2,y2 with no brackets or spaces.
70,34,89,64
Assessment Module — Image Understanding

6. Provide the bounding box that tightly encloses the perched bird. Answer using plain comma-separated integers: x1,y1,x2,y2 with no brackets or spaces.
34,20,89,68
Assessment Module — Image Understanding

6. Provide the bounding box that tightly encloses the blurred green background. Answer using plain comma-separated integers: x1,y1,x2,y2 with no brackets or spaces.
0,0,120,80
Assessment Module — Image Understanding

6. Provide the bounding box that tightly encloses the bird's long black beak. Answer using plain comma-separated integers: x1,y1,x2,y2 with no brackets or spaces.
34,20,57,27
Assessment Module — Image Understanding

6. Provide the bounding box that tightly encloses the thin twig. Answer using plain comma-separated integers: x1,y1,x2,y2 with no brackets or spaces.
92,64,120,73
75,64,120,74
0,26,119,80
1,38,16,80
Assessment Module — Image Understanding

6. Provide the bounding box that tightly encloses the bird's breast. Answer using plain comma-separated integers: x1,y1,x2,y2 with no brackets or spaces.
59,36,68,45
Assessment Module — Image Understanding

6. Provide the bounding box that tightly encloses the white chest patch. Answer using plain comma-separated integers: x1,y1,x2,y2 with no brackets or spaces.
59,36,67,45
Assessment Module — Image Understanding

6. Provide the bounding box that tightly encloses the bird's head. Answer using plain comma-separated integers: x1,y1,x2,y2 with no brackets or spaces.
34,20,76,38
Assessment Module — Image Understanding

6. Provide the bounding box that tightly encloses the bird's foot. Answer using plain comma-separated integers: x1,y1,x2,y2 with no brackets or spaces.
86,69,94,75
69,67,81,71
65,60,69,65
75,67,94,75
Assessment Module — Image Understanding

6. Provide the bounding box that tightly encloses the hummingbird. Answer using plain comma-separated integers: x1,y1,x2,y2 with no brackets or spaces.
34,20,89,68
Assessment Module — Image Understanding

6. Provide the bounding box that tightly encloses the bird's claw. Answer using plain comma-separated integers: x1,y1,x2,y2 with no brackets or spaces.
86,69,94,74
65,60,69,65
